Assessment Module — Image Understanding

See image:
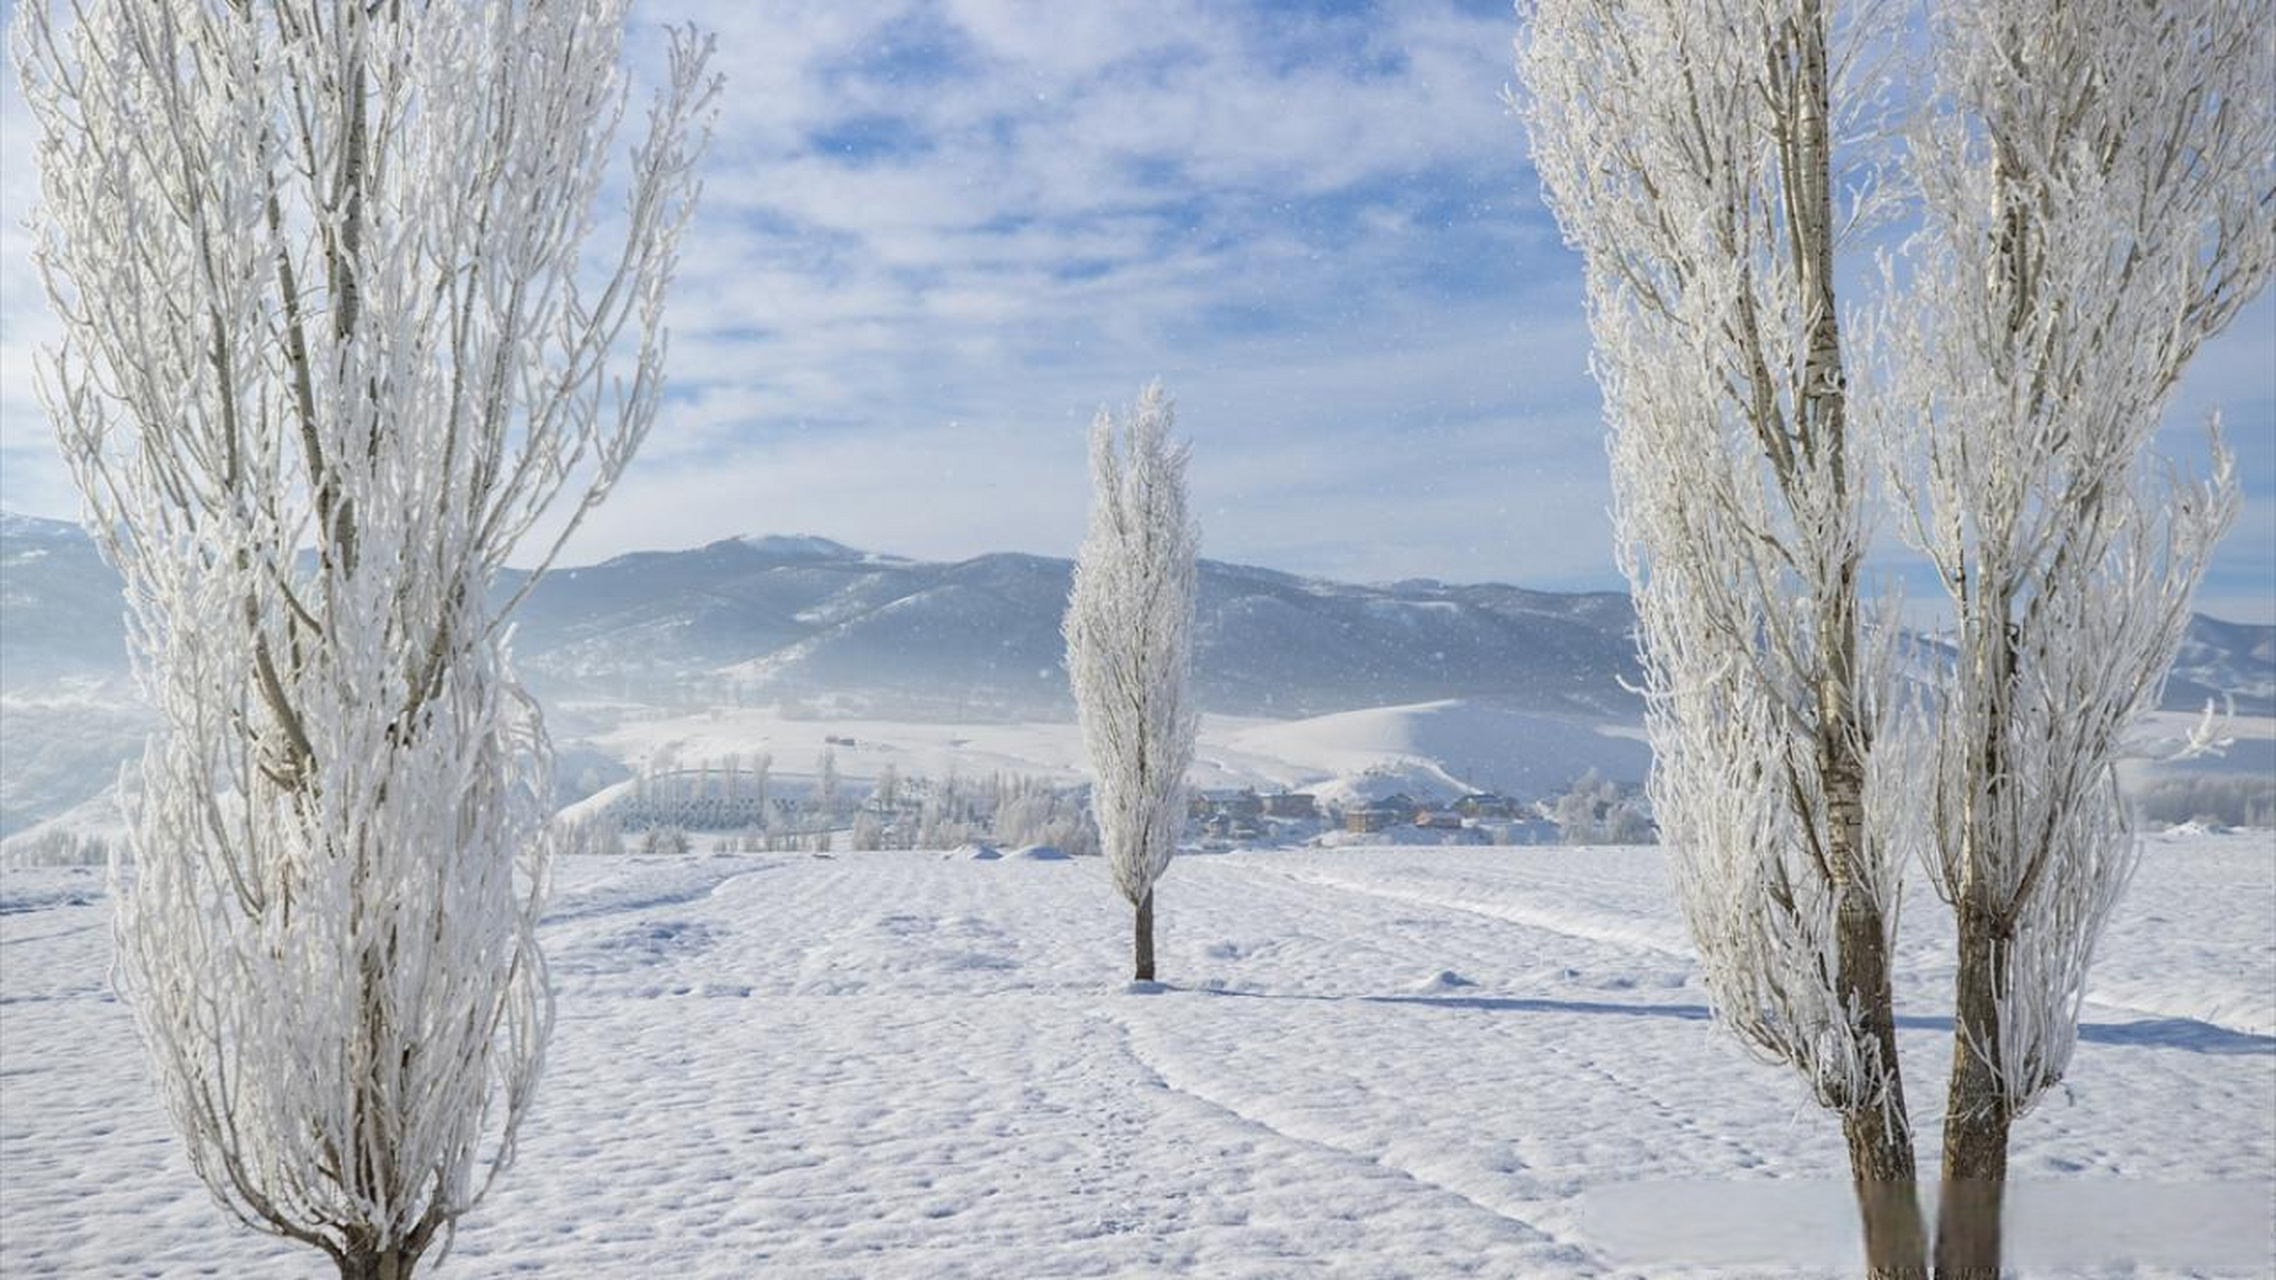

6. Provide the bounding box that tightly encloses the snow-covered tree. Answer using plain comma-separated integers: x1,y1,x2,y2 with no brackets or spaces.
1547,769,1654,845
641,825,694,857
14,2,715,1275
816,746,840,821
1064,382,1199,983
559,816,625,860
1518,3,1927,1273
1876,5,2269,1270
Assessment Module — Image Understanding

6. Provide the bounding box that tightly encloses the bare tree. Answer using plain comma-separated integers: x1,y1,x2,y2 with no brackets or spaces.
14,2,715,1275
1518,3,1927,1273
1877,4,2269,1272
1064,382,1199,983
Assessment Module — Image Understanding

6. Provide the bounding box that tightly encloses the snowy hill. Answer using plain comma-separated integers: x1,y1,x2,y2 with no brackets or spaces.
550,697,1649,818
1220,700,1651,804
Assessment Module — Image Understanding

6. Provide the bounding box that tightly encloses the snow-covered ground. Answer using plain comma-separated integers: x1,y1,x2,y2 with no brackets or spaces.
3,833,2270,1277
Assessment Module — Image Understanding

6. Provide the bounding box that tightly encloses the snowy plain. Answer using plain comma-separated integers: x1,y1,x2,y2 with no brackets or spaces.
2,833,2271,1278
546,697,1653,820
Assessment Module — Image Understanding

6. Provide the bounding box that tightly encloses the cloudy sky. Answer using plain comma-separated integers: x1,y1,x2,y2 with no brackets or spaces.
1,0,2270,618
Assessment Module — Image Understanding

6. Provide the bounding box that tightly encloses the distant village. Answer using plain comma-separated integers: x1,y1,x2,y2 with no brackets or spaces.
1187,783,1652,848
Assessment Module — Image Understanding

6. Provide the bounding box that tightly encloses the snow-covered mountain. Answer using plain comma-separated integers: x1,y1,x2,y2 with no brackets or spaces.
0,512,130,688
498,534,1640,719
2169,614,2276,716
3,510,2270,838
13,510,2267,717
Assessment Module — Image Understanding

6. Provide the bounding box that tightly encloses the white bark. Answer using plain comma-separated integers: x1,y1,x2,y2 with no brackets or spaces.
1064,382,1199,918
14,2,715,1271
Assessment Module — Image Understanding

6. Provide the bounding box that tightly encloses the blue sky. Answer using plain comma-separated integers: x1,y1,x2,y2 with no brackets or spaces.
1,0,2269,619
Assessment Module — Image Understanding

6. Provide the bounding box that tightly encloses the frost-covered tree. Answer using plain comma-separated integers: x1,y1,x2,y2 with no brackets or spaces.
1877,5,2269,1271
1548,769,1656,846
1064,382,1199,983
1518,3,1927,1272
816,746,840,821
641,825,694,858
13,2,715,1275
559,816,625,860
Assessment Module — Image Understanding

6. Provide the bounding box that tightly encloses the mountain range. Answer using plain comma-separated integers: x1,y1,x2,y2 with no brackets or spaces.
500,533,1642,719
3,510,2270,839
4,513,1643,719
10,511,2267,716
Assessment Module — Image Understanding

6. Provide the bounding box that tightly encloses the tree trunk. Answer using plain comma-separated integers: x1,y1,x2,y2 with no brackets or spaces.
1133,887,1155,982
1936,904,2012,1280
337,1246,420,1280
1845,1110,1929,1279
1819,561,1925,1277
1835,866,1927,1279
1820,562,1925,1278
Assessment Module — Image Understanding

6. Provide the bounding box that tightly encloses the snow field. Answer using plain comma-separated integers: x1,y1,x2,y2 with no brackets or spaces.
2,834,2271,1277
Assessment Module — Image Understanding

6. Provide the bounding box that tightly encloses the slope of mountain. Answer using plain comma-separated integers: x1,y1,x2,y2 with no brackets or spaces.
0,513,130,688
493,534,1643,719
2169,615,2276,716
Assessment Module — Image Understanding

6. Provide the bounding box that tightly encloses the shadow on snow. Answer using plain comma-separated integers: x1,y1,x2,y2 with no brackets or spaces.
1175,986,2275,1056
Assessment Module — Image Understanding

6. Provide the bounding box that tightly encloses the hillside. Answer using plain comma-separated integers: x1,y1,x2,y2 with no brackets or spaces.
499,536,1642,720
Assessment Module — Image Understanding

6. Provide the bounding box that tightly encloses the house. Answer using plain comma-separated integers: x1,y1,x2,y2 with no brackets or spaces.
1262,791,1317,819
1345,806,1400,834
1193,788,1265,823
1456,793,1517,820
1414,811,1465,831
1204,812,1268,842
